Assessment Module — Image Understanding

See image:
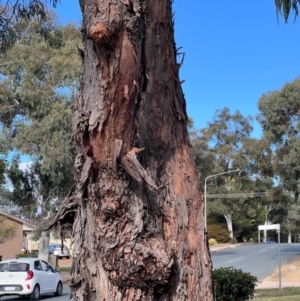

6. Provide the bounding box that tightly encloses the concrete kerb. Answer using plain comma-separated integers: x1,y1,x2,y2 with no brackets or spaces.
209,243,245,252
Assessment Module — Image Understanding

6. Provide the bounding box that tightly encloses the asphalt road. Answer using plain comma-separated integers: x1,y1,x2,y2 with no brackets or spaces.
0,285,71,301
211,243,300,280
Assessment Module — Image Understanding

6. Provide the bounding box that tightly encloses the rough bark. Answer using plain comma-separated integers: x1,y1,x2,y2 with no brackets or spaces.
49,0,214,300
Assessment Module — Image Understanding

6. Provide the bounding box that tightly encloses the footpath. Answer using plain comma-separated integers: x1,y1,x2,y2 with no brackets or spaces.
59,244,300,289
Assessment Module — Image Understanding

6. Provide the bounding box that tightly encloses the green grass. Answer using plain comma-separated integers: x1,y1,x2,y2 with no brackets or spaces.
58,266,72,273
255,287,300,300
255,295,300,301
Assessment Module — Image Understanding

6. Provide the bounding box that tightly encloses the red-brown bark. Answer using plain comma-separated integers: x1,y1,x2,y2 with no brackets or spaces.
49,0,215,300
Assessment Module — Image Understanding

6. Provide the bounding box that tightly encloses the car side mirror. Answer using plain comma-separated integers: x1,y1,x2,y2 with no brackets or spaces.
54,268,60,273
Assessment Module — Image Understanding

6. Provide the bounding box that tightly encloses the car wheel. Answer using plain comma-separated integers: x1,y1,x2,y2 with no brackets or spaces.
29,285,40,300
54,281,63,296
66,256,70,259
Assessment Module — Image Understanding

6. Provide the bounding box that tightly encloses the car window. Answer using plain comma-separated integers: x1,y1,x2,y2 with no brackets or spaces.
34,260,43,271
41,260,55,272
0,263,8,271
0,262,29,272
18,263,29,271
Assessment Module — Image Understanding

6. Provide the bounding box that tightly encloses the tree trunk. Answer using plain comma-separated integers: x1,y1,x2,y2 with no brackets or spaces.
263,230,267,243
288,230,292,243
224,213,233,239
263,219,269,243
38,231,50,261
49,0,214,300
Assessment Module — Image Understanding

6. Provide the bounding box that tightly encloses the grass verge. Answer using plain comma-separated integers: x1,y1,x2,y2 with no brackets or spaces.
255,287,300,300
58,266,72,273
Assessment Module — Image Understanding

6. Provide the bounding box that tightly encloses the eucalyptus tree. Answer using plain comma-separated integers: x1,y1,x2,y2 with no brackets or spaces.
257,77,300,243
0,14,81,259
46,0,216,298
198,107,253,238
0,0,297,299
257,79,300,193
0,1,218,299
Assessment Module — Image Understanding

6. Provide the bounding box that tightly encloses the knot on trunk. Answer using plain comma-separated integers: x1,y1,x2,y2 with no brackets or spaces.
103,238,174,288
89,22,110,44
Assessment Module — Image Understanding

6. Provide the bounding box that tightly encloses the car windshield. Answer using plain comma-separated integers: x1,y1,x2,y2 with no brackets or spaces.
51,244,61,248
0,262,30,272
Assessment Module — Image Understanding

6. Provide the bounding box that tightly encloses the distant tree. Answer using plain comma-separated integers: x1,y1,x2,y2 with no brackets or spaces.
257,78,300,199
198,108,253,238
192,133,217,185
0,215,16,244
0,14,81,259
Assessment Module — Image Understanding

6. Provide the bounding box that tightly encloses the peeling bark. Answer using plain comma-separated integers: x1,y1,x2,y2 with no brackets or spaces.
49,0,214,300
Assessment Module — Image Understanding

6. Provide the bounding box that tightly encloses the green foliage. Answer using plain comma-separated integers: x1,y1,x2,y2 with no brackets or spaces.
193,105,285,241
208,238,218,246
275,0,300,23
213,267,257,301
0,13,81,219
0,159,6,185
58,266,71,273
16,251,38,258
208,223,229,243
197,107,263,239
257,77,300,229
0,1,60,52
0,215,16,244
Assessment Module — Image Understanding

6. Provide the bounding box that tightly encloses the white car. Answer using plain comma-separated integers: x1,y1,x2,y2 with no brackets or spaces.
0,257,63,300
49,244,71,259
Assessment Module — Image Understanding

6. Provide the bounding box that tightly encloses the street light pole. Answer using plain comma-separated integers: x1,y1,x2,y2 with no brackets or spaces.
204,169,240,230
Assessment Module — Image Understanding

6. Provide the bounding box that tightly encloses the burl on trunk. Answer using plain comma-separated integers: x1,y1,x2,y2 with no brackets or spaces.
49,0,214,300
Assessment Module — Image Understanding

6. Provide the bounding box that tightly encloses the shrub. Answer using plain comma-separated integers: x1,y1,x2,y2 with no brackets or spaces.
208,223,229,243
213,267,257,301
209,238,218,246
15,251,38,258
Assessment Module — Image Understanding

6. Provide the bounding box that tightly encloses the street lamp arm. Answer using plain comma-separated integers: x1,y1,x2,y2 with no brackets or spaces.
205,169,241,183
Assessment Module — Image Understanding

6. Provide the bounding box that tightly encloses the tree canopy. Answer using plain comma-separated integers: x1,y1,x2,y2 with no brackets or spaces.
0,0,60,52
0,13,81,218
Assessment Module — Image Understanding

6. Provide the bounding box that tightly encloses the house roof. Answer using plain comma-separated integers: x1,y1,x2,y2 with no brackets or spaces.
0,210,38,231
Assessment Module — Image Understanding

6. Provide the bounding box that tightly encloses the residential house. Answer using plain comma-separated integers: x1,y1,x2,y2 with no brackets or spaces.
0,210,37,260
0,211,72,260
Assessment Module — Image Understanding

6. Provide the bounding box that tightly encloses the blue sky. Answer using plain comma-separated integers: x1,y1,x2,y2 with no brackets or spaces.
54,1,300,138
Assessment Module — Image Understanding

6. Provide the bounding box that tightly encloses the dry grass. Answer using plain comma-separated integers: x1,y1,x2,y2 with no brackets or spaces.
265,258,300,282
